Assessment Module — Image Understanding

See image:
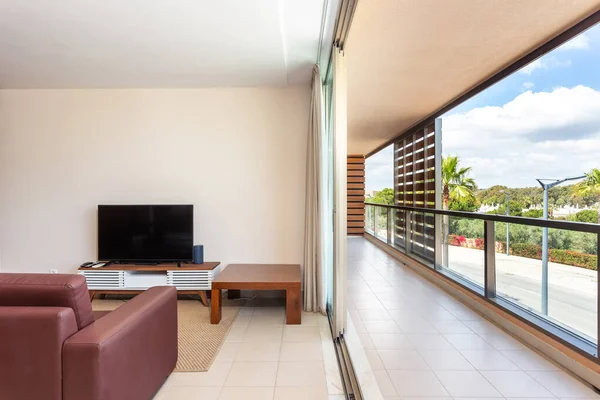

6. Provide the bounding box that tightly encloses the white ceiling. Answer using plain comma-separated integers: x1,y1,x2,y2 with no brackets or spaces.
0,0,325,88
346,0,600,155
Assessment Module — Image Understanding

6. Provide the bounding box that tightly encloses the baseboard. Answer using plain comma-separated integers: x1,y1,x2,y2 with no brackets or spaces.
365,234,600,389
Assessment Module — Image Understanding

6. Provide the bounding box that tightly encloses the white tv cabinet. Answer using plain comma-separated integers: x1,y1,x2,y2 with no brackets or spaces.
78,262,220,306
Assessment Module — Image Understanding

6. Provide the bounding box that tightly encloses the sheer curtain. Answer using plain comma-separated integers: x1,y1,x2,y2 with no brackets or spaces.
303,65,325,314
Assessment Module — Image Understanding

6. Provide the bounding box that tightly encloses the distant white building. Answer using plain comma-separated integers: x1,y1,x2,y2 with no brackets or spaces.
365,190,378,198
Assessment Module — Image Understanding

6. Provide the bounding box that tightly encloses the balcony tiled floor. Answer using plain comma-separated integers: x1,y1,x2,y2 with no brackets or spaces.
154,303,344,400
347,236,600,400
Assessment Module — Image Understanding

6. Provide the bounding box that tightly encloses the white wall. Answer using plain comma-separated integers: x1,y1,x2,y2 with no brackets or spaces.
0,87,310,274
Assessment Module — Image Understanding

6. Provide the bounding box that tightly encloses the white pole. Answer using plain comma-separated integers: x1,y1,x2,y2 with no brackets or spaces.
541,185,549,315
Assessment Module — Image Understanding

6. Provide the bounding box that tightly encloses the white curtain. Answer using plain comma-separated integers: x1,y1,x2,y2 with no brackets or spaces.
303,65,325,314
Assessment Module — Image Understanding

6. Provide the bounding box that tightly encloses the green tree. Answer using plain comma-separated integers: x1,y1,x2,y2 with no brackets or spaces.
442,156,477,210
574,168,600,224
522,209,543,218
367,188,394,205
448,196,479,212
572,209,599,223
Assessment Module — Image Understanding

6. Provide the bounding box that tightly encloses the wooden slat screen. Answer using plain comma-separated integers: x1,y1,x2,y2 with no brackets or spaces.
347,155,365,235
394,122,436,262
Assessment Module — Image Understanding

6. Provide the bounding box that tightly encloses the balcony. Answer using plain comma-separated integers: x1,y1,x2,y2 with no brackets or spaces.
365,202,599,356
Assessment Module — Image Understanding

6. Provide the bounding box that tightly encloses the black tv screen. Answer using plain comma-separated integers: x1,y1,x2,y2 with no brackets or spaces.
98,205,193,262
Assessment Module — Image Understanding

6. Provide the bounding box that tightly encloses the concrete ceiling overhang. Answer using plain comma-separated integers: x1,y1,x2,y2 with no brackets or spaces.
346,0,600,156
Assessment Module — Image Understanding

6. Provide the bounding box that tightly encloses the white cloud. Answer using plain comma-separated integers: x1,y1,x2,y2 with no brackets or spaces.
520,59,544,75
519,56,571,76
365,145,393,191
522,81,535,90
558,34,590,51
442,86,600,188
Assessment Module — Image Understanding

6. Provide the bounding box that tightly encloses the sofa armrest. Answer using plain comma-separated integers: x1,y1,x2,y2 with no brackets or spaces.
63,286,178,400
0,307,78,400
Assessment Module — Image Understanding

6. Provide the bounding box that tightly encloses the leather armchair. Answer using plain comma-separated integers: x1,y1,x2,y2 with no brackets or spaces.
0,273,178,400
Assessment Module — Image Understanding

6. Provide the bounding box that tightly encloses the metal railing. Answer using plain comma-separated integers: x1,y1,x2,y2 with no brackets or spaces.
365,202,600,358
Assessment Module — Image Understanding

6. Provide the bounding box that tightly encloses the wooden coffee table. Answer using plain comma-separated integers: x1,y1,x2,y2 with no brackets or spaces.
211,264,301,325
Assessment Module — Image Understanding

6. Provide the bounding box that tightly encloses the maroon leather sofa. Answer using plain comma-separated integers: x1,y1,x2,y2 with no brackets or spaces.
0,273,178,400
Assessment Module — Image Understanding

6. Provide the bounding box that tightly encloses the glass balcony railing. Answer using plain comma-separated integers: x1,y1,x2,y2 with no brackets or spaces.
365,202,600,356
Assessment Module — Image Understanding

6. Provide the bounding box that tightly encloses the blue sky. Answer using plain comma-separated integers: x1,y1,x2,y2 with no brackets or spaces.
367,23,600,192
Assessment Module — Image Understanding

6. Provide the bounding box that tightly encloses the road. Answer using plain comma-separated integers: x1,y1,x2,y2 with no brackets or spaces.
447,246,597,340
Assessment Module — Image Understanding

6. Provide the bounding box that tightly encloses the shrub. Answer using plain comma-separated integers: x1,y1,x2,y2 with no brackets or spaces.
522,209,543,218
510,243,542,259
448,234,466,246
573,209,598,223
549,249,597,270
473,237,485,250
509,242,597,270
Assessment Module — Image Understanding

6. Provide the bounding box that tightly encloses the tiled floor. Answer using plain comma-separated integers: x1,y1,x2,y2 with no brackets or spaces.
154,304,344,400
347,236,600,400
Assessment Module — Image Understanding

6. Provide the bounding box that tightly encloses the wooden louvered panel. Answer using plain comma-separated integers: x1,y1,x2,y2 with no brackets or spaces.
348,170,365,177
348,189,365,196
348,176,365,183
348,154,365,235
348,195,364,203
348,202,365,209
347,163,364,170
348,215,365,221
394,121,437,263
348,208,365,215
348,156,364,164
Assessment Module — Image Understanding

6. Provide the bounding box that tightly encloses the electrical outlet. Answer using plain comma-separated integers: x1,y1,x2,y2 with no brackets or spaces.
49,269,58,274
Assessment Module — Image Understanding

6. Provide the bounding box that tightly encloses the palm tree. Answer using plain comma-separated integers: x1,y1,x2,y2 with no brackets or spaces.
441,156,477,210
574,168,600,224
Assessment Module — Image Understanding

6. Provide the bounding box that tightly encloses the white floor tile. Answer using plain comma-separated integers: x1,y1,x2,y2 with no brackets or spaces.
370,333,414,350
358,308,393,321
282,325,321,342
482,333,526,350
419,349,474,371
500,349,559,371
167,362,232,387
215,342,240,362
364,320,402,334
434,371,502,397
481,371,554,398
273,385,329,400
387,370,450,397
443,333,494,350
162,386,221,400
430,320,474,334
527,370,600,398
242,325,283,342
224,362,278,387
248,314,285,326
372,370,398,397
279,341,323,361
218,386,274,400
461,349,520,370
234,341,281,362
276,361,327,387
377,349,430,370
364,349,385,370
406,333,454,350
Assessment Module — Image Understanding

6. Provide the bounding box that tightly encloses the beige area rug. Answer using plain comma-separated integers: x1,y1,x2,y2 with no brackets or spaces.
92,298,239,372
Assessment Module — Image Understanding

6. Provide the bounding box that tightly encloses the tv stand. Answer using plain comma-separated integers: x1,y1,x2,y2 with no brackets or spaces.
78,262,220,306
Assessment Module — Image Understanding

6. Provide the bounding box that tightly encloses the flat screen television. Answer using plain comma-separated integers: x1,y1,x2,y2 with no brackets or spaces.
98,205,193,263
